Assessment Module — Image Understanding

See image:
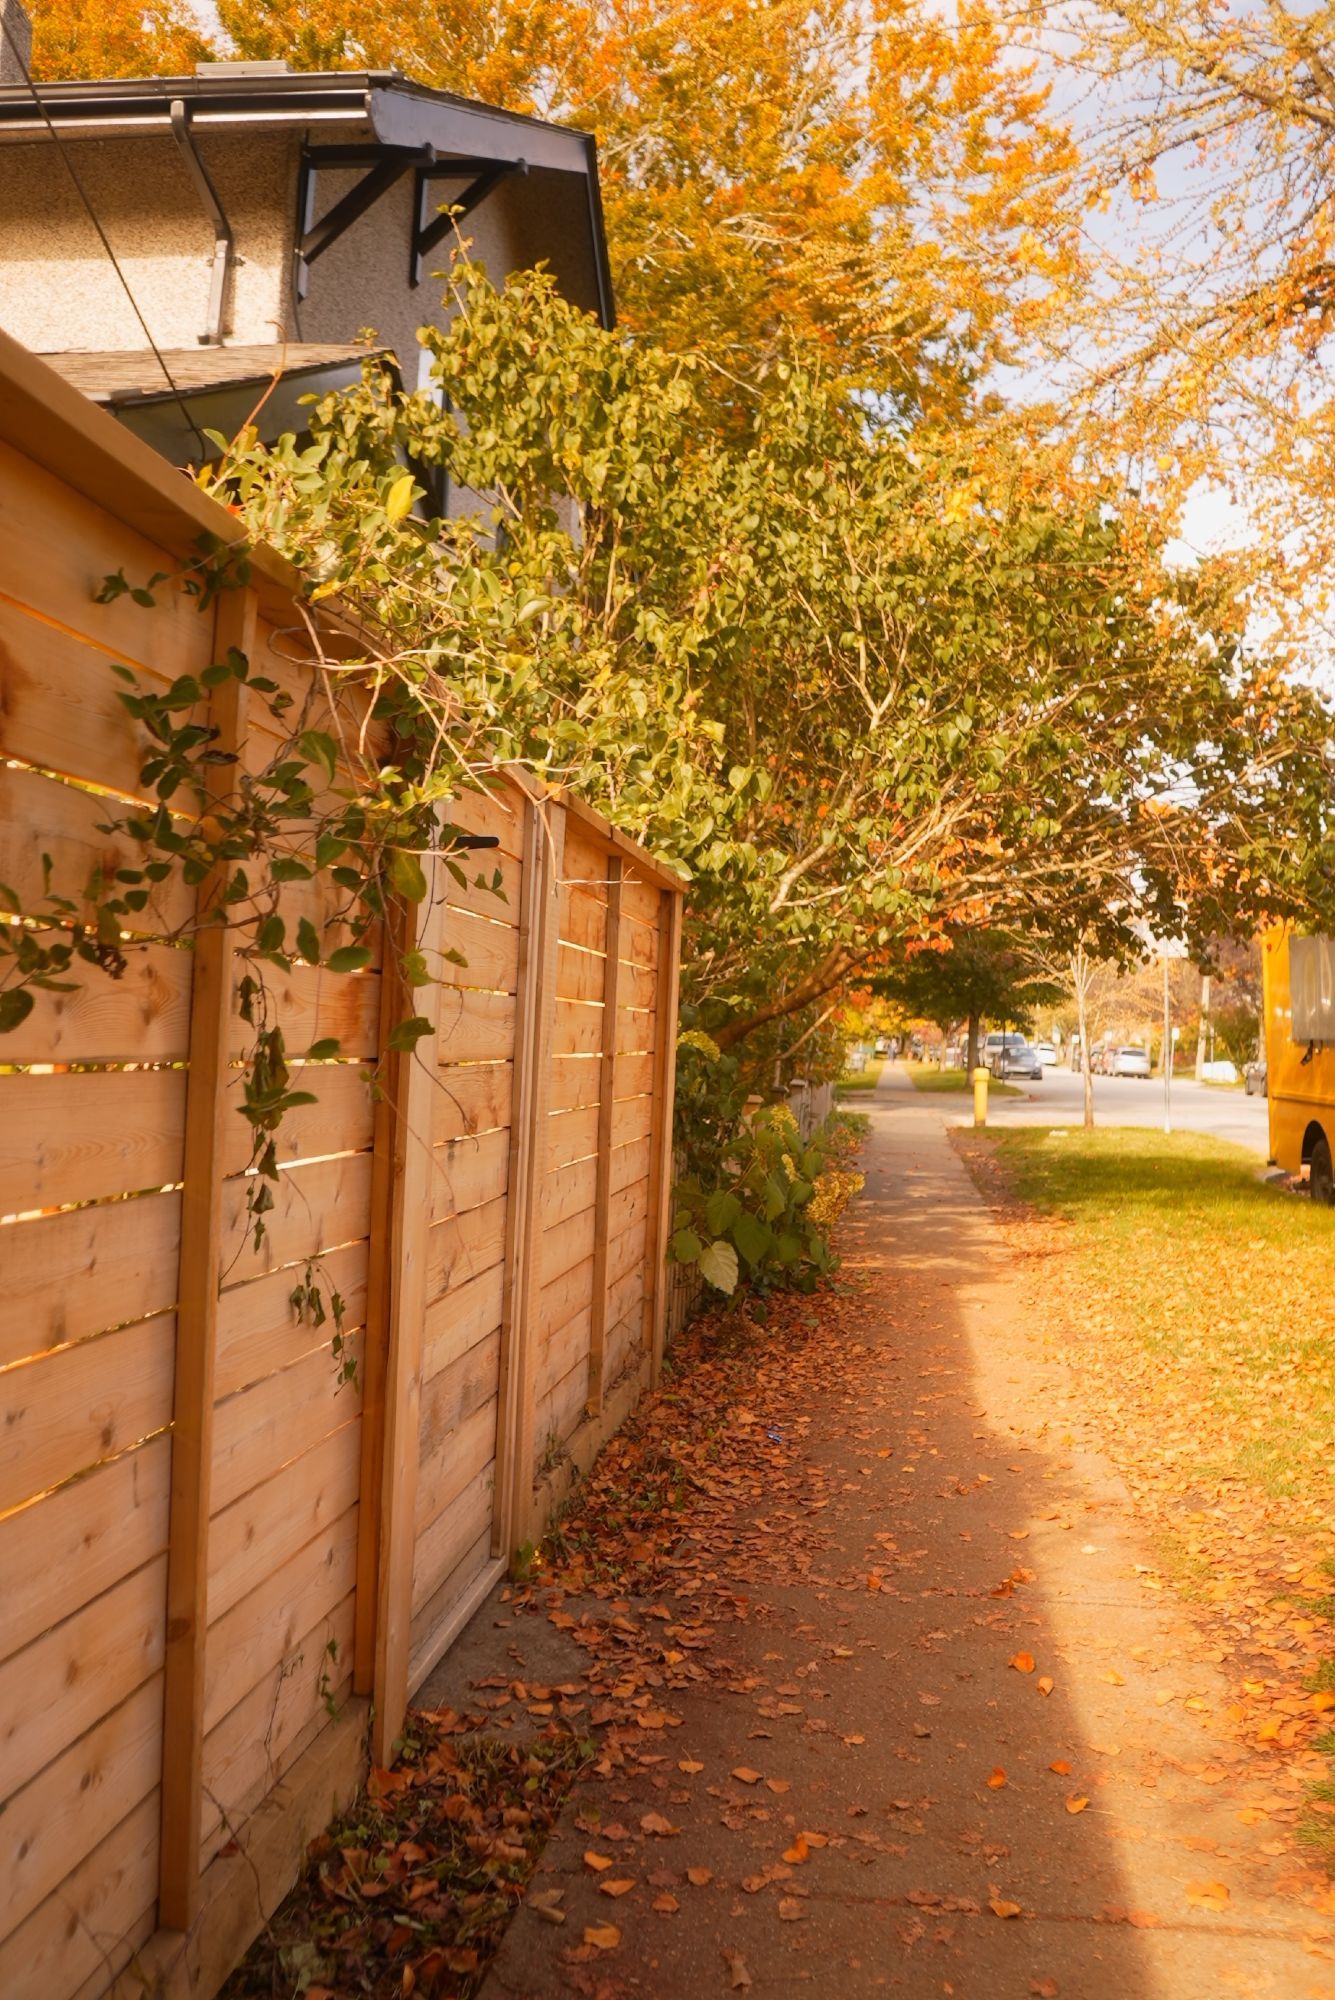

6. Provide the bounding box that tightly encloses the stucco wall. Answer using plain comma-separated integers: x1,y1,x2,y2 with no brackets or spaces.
0,130,294,352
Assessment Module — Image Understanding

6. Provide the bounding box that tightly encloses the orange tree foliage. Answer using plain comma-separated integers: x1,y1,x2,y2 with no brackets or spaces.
214,0,1078,401
27,0,210,79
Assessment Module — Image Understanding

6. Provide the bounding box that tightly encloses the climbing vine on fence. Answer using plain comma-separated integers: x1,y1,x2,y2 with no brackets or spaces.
0,536,507,1383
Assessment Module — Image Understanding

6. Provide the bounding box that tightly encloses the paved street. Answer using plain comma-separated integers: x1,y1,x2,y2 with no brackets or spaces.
952,1066,1271,1157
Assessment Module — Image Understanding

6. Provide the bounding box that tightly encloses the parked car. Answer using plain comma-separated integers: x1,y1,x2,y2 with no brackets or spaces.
995,1040,1044,1081
1244,1058,1267,1096
1110,1045,1152,1078
1035,1041,1057,1067
981,1031,1027,1073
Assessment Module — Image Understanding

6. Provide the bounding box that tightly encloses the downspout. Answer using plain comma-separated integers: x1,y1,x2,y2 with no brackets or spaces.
170,97,234,345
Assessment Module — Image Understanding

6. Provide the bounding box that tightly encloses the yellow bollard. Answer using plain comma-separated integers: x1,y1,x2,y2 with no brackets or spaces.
972,1065,989,1128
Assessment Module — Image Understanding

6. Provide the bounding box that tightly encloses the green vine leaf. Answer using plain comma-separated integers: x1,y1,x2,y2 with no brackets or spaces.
387,1014,435,1053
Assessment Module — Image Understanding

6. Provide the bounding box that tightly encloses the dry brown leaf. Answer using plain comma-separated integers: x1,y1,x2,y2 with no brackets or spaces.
725,1950,753,1989
777,1897,807,1921
678,1759,705,1774
765,1777,791,1794
584,1923,621,1950
599,1877,636,1898
1038,1676,1055,1697
731,1766,762,1785
989,1897,1023,1919
1030,1980,1059,1998
652,1892,680,1914
1065,1795,1089,1815
686,1866,713,1887
584,1851,614,1872
640,1812,677,1837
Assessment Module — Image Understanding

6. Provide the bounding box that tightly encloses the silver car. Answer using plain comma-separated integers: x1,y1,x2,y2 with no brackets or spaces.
1111,1045,1152,1078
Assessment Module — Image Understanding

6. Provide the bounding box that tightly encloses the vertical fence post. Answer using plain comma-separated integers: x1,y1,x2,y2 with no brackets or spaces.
643,887,683,1387
369,851,444,1766
586,854,623,1414
500,800,564,1555
158,585,255,1931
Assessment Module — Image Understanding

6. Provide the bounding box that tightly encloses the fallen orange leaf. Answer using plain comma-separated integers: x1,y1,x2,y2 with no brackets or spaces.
1010,1653,1036,1674
584,1924,621,1949
1065,1795,1089,1815
584,1851,614,1872
678,1759,705,1775
731,1767,762,1785
1186,1880,1230,1912
599,1878,636,1898
783,1836,810,1863
652,1892,680,1914
989,1897,1023,1919
686,1866,713,1887
1049,1759,1071,1775
1038,1676,1055,1697
987,1768,1008,1789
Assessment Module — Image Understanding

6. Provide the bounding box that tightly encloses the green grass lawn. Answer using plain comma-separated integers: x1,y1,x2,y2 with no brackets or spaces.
836,1057,884,1093
907,1060,1021,1098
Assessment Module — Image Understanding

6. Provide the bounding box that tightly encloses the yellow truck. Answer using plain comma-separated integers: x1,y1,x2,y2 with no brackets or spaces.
1261,929,1335,1202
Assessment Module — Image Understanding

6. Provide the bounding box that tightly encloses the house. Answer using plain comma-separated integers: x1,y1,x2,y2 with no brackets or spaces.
0,25,613,462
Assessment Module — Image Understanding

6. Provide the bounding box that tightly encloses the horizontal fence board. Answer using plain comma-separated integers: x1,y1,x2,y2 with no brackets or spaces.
540,1208,596,1292
219,1063,375,1178
438,905,521,994
0,1437,170,1665
200,1591,356,1869
560,882,608,954
615,1007,655,1058
0,1066,185,1215
435,985,517,1064
445,783,528,862
208,1416,362,1625
2,940,192,1065
0,1790,158,2000
607,1215,650,1300
211,1337,361,1516
0,760,194,935
218,1150,374,1283
562,823,616,899
426,1125,511,1227
0,1554,165,1805
229,964,383,1062
619,960,658,1012
556,941,607,1005
417,1329,500,1478
421,1260,506,1384
214,1240,369,1403
442,846,523,923
413,1399,497,1573
431,1060,513,1146
0,1316,174,1515
611,1139,653,1197
552,998,604,1058
203,1505,359,1737
621,876,663,931
541,1153,597,1230
411,1458,495,1625
2,1673,162,1945
547,1053,603,1114
424,1191,508,1306
0,434,214,675
536,1250,594,1346
409,1523,493,1677
545,1102,599,1170
0,1191,180,1368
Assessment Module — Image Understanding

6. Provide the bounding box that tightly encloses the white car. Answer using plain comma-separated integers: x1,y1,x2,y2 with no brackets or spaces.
1111,1046,1152,1078
1035,1042,1057,1066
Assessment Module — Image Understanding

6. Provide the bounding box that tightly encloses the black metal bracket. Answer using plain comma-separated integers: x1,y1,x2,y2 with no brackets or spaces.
295,143,436,300
411,158,528,288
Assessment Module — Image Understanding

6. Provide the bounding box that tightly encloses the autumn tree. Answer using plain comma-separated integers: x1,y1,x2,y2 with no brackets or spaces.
211,0,1078,401
209,265,1335,1060
1022,0,1335,630
26,0,210,79
876,930,1064,1073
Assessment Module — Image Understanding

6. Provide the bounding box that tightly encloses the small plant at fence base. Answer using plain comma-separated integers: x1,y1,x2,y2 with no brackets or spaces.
669,1031,864,1296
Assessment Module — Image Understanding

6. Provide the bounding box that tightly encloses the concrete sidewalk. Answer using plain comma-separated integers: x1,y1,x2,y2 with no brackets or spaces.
454,1068,1335,1998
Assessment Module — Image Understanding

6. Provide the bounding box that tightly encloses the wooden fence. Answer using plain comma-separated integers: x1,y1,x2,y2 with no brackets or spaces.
0,335,683,2000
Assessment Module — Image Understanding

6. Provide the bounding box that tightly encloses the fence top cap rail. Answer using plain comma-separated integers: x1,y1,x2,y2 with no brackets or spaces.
0,331,685,900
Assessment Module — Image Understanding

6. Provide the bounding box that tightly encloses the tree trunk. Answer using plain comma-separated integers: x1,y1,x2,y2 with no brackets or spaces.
1072,948,1095,1129
1194,972,1210,1081
966,1012,980,1073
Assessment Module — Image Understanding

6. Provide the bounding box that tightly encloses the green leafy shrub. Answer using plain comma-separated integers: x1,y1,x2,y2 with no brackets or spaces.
670,1033,863,1295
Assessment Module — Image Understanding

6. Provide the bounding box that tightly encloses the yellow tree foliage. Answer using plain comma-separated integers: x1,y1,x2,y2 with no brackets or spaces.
27,0,211,79
213,0,1079,401
1024,0,1335,630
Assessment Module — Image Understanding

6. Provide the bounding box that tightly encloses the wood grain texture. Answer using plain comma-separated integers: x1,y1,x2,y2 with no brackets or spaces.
0,1315,174,1515
0,1191,180,1368
645,891,684,1384
0,1066,186,1215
